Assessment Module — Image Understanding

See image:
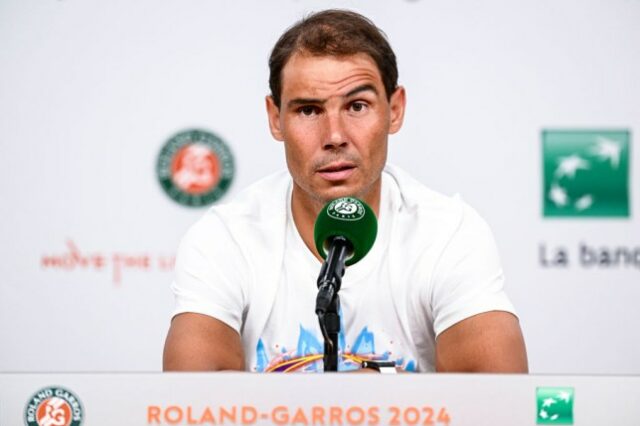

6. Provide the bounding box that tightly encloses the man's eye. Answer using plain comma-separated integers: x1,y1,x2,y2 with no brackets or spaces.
299,106,319,116
349,102,368,113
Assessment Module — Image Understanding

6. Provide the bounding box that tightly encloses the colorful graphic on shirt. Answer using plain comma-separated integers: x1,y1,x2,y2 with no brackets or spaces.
255,325,416,372
536,387,574,424
542,130,630,217
156,129,234,207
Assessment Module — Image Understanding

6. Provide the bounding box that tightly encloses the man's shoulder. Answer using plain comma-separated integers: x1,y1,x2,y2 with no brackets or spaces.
384,165,494,250
198,170,289,223
181,170,290,253
218,170,290,215
384,164,466,225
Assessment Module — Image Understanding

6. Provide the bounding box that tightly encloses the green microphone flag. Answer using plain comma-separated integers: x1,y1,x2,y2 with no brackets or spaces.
314,197,378,266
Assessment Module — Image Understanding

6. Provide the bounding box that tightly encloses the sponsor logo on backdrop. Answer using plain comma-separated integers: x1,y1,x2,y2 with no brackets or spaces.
539,129,639,270
41,240,175,285
536,387,574,425
157,129,234,207
25,386,84,426
542,130,630,218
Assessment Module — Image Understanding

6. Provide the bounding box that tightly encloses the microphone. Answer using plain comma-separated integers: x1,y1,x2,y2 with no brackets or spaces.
313,197,378,315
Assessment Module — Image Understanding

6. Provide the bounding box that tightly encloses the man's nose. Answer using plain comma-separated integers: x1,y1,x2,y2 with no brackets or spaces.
323,111,348,150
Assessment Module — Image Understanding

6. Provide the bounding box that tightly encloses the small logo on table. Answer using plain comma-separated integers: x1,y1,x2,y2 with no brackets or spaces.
536,387,574,425
24,385,84,426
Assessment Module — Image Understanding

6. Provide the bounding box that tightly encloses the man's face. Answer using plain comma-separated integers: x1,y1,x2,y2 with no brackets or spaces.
266,52,405,212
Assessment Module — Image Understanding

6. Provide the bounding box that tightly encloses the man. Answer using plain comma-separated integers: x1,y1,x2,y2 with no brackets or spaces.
163,10,528,373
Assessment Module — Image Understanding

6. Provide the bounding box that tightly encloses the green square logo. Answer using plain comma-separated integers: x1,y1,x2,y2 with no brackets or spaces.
536,387,574,424
542,130,630,217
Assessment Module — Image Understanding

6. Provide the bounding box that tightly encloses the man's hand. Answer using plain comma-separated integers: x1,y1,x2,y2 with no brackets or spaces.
163,313,245,371
435,311,528,373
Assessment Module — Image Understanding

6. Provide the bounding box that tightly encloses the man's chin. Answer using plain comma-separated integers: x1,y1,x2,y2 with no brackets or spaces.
315,176,382,209
293,175,379,209
315,183,362,204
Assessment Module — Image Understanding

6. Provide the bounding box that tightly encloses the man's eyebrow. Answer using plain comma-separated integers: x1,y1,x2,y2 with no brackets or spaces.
286,84,379,109
287,97,326,108
344,84,378,98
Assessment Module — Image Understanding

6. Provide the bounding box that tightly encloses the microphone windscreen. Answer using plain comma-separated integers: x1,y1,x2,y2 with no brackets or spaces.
314,197,378,266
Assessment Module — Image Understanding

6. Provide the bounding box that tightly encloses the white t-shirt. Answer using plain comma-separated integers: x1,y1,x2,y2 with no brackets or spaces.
171,165,515,372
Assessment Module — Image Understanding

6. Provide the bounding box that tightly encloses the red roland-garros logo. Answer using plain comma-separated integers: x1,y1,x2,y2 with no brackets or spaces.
24,386,84,426
156,129,235,207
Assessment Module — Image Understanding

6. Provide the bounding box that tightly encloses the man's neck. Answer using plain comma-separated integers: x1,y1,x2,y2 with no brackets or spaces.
290,180,382,262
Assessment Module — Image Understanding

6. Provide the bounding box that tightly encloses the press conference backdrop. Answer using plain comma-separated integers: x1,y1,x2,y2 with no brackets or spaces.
0,0,638,374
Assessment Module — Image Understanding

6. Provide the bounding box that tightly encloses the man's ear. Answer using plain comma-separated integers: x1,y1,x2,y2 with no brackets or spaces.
265,95,284,141
388,86,406,135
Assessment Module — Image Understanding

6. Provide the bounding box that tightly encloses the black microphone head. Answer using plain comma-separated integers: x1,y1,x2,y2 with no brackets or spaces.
314,197,378,266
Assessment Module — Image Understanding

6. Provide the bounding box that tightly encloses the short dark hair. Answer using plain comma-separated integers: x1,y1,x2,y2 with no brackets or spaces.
268,9,399,108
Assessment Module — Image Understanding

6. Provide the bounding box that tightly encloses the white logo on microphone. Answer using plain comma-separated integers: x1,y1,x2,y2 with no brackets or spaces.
327,197,365,221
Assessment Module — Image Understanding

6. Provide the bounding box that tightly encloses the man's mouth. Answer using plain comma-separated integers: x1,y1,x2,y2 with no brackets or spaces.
317,162,356,181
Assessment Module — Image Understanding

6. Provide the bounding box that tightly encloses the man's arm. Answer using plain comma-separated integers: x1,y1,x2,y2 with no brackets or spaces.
163,312,245,371
435,311,528,373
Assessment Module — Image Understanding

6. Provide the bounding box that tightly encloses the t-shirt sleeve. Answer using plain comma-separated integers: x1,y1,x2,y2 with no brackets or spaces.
429,202,516,337
170,212,249,333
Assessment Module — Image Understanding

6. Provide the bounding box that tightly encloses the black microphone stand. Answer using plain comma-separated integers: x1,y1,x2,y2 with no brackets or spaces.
315,236,350,372
323,291,341,372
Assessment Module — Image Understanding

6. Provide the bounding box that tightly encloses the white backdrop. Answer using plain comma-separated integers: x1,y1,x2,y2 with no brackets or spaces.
0,0,638,374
